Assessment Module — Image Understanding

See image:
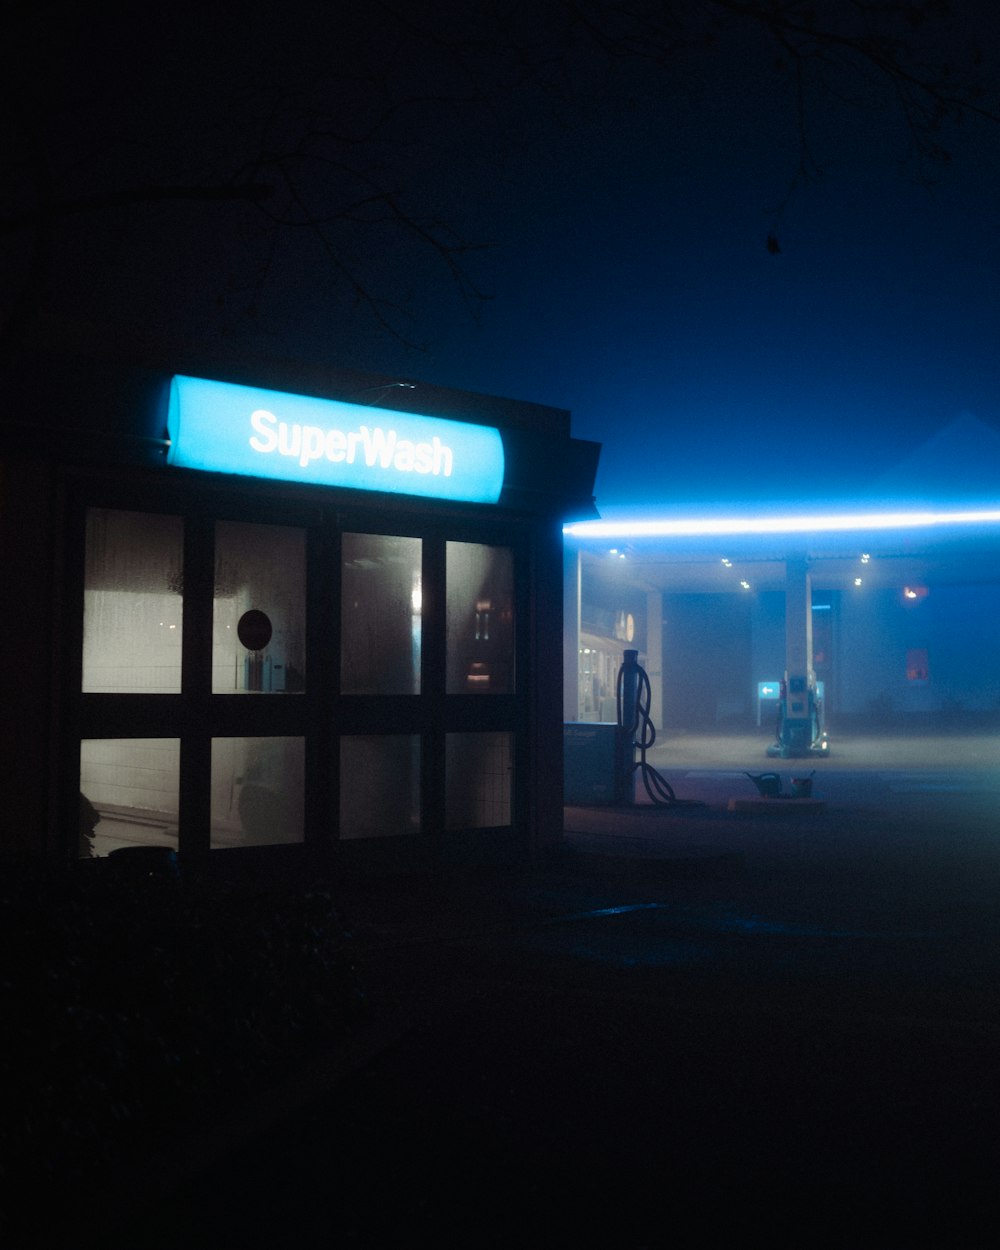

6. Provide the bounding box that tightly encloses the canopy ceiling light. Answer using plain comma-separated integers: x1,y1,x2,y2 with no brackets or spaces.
564,508,1000,539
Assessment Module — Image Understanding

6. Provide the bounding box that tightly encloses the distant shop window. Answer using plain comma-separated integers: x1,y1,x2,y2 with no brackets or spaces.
446,542,514,693
578,638,624,722
906,648,930,683
341,534,423,695
214,521,306,693
210,737,304,848
79,738,179,859
445,732,513,829
339,736,421,839
83,509,183,693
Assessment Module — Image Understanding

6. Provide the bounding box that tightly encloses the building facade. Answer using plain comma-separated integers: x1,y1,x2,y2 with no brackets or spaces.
2,345,598,873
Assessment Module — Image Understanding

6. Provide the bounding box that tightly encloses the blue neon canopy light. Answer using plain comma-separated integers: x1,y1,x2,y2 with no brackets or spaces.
167,375,505,504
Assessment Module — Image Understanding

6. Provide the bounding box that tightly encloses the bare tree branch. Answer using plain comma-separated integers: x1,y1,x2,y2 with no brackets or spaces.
2,1,997,356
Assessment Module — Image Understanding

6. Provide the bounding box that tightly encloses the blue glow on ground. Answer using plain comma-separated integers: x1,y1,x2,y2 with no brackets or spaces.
544,902,666,922
525,902,930,968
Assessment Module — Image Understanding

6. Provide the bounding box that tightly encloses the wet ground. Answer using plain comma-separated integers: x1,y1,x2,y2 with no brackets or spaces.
65,733,1000,1248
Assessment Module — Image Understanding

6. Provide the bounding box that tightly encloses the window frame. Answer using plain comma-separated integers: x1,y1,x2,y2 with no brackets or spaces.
63,475,531,864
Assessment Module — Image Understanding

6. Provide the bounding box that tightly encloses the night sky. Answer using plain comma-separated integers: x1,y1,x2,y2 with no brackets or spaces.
7,2,1000,512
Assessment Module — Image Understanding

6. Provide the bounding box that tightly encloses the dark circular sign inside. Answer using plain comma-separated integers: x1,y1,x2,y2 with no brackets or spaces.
237,609,272,651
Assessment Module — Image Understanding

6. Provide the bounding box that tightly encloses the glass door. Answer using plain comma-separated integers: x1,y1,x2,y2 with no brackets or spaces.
73,495,526,863
78,507,309,858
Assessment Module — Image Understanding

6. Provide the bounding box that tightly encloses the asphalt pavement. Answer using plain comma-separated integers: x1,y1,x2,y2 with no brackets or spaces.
74,732,1000,1249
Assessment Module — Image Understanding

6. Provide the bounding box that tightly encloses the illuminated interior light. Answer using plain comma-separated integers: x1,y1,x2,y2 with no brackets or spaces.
466,663,490,688
904,587,918,599
721,558,732,567
564,508,1000,539
854,577,863,586
740,580,751,590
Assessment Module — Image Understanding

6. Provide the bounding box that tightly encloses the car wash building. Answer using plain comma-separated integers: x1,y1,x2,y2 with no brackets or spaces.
2,347,599,874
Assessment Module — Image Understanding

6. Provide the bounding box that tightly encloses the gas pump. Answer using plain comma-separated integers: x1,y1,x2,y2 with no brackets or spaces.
615,650,701,807
767,672,828,759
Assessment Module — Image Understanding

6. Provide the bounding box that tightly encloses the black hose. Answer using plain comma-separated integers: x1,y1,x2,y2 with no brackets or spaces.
617,662,702,808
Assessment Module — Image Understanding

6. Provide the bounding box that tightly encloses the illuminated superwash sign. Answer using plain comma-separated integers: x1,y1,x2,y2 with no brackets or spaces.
167,375,505,504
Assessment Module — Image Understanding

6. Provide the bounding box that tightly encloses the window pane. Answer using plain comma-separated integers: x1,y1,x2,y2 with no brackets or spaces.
445,732,513,829
446,542,514,693
340,736,420,839
211,737,304,847
80,738,179,859
214,521,306,693
906,648,930,683
341,533,422,695
83,509,183,693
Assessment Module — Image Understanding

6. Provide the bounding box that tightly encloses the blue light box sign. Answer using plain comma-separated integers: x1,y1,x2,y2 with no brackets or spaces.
167,375,505,504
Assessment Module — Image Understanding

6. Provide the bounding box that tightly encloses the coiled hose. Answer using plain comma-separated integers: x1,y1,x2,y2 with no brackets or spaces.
616,660,701,807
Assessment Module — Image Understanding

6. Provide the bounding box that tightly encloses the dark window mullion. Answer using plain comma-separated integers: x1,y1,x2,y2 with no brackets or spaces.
178,515,215,851
314,518,341,701
336,696,429,736
439,694,519,733
204,697,307,737
513,531,533,834
308,518,340,847
177,735,210,862
181,515,215,703
421,536,447,843
78,695,185,738
61,494,90,861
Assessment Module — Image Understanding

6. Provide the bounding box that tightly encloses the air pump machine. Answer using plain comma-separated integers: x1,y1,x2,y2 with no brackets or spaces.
615,650,700,807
